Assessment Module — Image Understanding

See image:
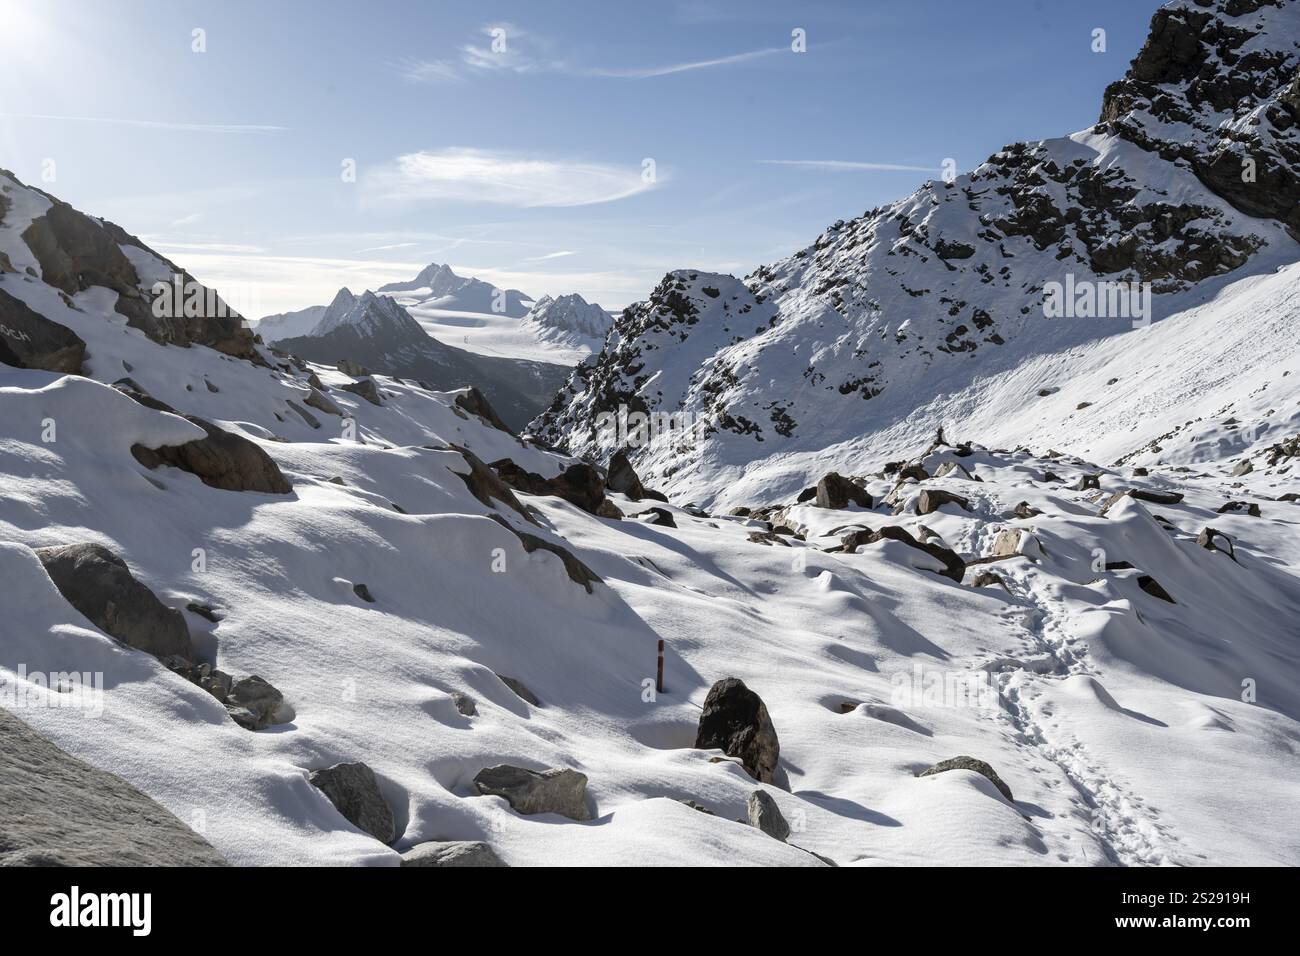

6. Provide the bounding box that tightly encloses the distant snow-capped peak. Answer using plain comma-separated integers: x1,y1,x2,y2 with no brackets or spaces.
310,289,424,340
521,293,612,343
378,262,532,317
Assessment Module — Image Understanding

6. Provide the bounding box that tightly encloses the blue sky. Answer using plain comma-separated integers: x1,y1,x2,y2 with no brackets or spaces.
0,0,1158,316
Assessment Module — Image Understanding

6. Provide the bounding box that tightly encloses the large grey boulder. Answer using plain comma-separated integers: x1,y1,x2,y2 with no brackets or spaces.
814,472,871,510
746,790,791,841
473,765,593,821
400,840,506,867
919,755,1014,802
0,707,227,866
308,762,397,843
35,543,193,661
694,678,780,783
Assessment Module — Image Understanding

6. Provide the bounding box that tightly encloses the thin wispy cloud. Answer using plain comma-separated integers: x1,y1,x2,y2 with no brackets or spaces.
397,24,790,83
758,159,938,172
524,250,577,261
353,241,420,253
0,112,286,133
147,240,269,254
364,148,659,208
589,46,786,79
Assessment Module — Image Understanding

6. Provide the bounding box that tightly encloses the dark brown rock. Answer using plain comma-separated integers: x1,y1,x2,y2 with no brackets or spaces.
694,678,780,783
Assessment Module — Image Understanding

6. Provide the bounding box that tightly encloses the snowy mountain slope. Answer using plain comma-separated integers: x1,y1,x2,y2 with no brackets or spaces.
2,161,1298,866
274,290,571,432
531,0,1300,507
253,287,353,343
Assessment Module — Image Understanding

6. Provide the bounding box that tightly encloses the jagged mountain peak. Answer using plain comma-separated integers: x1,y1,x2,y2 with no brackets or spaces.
531,0,1300,506
520,291,612,346
309,289,424,340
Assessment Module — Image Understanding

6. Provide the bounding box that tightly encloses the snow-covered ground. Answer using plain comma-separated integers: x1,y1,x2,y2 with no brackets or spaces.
2,162,1296,863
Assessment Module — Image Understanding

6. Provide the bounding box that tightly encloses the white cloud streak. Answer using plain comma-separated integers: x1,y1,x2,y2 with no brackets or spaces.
758,159,938,172
364,148,658,208
0,112,286,133
397,25,789,83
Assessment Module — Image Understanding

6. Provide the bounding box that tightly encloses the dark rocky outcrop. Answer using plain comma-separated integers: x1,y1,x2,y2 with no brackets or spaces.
35,543,193,661
0,707,227,866
919,755,1014,802
694,678,780,783
115,383,292,494
605,448,667,502
0,287,86,373
308,762,397,843
491,459,609,516
454,385,512,433
448,446,538,525
19,192,258,358
473,765,592,821
1217,500,1262,516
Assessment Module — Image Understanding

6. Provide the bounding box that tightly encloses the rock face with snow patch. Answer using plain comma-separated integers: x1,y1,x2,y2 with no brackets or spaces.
35,543,193,661
11,176,258,360
694,678,781,783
